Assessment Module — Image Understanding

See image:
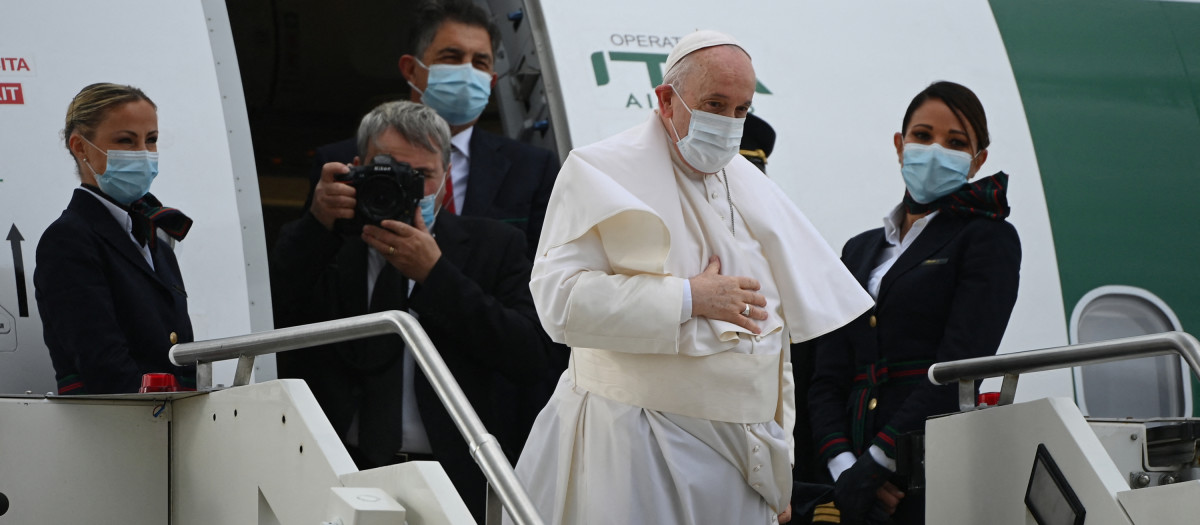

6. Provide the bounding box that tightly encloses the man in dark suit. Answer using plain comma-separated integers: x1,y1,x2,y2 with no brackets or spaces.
272,100,555,521
399,0,565,455
309,0,559,258
303,0,567,476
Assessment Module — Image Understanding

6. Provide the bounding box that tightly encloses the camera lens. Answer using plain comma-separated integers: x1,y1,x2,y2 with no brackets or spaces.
359,176,404,222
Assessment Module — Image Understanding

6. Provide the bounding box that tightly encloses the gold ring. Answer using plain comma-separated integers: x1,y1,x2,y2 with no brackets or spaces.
387,245,395,256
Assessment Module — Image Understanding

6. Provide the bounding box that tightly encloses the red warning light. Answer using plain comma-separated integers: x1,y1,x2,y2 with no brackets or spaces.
140,373,181,393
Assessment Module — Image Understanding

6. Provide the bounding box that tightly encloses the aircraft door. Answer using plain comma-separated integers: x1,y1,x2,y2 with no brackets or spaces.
1070,285,1190,418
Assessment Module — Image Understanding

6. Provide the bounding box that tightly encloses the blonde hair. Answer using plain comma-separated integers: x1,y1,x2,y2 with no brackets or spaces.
63,83,156,154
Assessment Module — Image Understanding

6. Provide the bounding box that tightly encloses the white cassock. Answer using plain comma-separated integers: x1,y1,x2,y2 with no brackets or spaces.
509,113,873,525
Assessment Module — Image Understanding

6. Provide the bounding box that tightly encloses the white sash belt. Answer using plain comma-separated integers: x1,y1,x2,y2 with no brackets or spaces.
570,346,780,424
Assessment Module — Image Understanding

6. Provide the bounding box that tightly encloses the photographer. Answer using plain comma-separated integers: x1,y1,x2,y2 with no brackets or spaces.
271,100,553,521
308,0,558,257
303,0,567,461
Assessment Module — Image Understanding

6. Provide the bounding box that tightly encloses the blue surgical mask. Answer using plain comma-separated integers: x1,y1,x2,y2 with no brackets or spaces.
667,85,744,174
418,173,448,229
81,137,158,205
901,143,973,203
409,60,492,126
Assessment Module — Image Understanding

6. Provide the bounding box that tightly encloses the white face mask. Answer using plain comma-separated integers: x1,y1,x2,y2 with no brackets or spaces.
667,85,745,174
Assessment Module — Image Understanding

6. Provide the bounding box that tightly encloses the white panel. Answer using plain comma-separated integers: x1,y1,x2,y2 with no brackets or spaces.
340,463,475,525
925,398,1133,524
1118,481,1200,523
326,487,408,525
0,396,168,524
170,380,469,524
170,380,354,525
534,0,1070,400
0,383,470,524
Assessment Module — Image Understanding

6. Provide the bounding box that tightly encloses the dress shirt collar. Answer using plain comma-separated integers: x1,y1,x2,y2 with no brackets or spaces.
450,125,473,159
882,203,938,246
79,186,134,236
78,186,155,269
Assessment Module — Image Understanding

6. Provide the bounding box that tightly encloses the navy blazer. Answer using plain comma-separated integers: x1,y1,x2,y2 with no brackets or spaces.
808,211,1020,465
270,210,555,520
34,188,195,394
307,127,559,257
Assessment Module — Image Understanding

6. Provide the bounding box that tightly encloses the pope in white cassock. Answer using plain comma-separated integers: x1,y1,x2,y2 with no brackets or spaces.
510,30,874,524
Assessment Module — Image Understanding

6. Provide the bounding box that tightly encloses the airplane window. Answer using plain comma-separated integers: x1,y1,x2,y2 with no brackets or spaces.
1071,286,1187,418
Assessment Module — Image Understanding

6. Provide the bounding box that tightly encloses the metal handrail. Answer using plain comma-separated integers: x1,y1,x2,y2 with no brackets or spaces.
169,310,544,525
929,331,1200,384
928,331,1200,411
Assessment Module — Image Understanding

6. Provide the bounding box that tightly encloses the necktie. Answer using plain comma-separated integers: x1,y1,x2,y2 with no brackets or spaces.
358,263,409,465
441,168,456,214
343,264,408,371
369,264,409,314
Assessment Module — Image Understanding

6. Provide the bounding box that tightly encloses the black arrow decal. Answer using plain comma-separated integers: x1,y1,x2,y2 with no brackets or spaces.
7,225,27,317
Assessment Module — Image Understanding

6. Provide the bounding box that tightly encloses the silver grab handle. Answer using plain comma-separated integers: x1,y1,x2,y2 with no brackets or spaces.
169,310,545,525
928,331,1200,385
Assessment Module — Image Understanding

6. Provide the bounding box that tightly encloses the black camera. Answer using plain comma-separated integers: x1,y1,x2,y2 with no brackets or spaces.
334,154,425,235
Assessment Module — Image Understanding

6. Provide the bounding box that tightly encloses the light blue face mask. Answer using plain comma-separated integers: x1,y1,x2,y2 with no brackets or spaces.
81,137,158,205
417,172,448,229
901,142,974,203
409,60,492,126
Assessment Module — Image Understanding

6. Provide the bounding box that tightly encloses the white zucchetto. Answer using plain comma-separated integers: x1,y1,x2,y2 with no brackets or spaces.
663,30,750,76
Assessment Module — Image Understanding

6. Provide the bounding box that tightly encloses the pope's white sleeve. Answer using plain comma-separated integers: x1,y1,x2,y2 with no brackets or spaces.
531,226,685,354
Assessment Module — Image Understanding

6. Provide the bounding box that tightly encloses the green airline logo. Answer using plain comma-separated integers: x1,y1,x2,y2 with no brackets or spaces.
590,51,772,94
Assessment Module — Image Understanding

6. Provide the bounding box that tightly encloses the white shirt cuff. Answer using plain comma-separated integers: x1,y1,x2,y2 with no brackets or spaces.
869,445,897,472
680,279,692,323
828,451,856,481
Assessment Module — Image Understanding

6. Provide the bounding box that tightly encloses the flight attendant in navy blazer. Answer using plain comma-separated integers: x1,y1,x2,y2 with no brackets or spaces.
808,81,1021,524
35,83,195,395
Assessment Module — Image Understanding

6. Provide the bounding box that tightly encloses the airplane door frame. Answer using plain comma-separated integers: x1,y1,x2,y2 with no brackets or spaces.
1069,284,1191,417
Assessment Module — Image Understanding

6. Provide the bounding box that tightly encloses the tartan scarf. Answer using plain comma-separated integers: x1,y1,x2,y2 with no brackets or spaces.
83,184,193,248
902,171,1011,220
